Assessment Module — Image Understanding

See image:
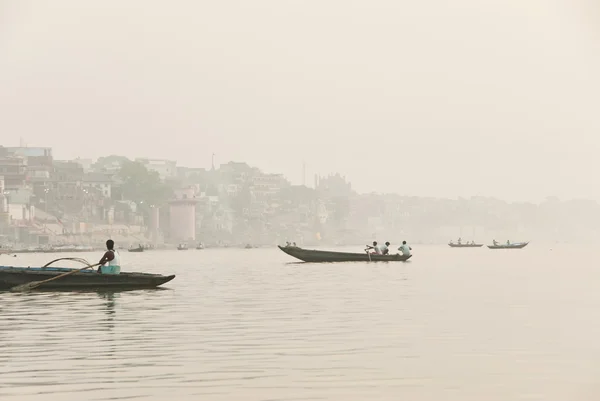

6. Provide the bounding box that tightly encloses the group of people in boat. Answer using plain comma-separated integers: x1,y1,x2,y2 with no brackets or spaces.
366,241,411,256
449,238,477,245
492,239,512,246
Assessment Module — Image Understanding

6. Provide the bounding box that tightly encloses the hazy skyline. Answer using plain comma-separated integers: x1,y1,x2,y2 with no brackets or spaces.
1,1,599,202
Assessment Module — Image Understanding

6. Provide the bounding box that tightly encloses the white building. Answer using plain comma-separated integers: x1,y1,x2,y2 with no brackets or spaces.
136,158,177,180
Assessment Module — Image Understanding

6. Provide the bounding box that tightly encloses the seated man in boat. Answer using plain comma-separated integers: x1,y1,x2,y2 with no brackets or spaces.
493,239,498,246
457,237,462,245
381,242,390,255
366,241,382,254
398,241,412,256
97,239,121,275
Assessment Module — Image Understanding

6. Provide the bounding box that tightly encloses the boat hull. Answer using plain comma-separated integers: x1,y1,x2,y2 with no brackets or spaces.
128,248,144,253
448,244,483,248
0,266,175,290
278,246,412,263
487,242,529,249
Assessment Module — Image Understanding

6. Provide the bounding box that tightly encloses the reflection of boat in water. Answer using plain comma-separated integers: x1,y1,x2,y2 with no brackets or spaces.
448,243,483,248
487,242,529,249
278,246,412,263
177,243,188,250
0,266,175,290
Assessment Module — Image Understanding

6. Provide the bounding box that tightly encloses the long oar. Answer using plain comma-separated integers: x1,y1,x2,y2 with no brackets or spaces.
10,262,101,292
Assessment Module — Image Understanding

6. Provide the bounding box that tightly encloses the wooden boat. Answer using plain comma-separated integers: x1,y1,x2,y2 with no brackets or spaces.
128,246,144,253
487,242,529,249
177,243,188,250
278,245,412,263
448,243,483,248
196,243,205,250
0,266,175,290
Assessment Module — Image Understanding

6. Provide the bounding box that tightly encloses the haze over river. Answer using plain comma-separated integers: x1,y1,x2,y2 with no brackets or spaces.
1,245,599,400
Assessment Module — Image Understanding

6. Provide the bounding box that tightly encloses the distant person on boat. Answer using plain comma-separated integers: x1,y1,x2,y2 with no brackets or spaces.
366,241,382,255
398,241,412,256
493,239,498,246
380,242,390,255
98,239,121,275
506,240,510,245
458,237,462,245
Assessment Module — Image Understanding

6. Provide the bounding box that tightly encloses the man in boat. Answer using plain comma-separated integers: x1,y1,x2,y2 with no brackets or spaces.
380,242,390,255
457,237,462,245
366,241,382,254
98,239,121,275
493,239,498,246
398,241,412,256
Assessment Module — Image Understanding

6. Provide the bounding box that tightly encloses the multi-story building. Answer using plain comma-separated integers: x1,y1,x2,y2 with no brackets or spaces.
136,158,177,180
82,172,112,198
0,152,27,190
250,173,289,199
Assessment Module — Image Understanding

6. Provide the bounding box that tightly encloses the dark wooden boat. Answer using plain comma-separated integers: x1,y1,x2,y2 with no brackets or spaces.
0,266,175,290
278,246,412,263
487,242,529,249
448,243,483,248
128,247,144,253
177,244,188,250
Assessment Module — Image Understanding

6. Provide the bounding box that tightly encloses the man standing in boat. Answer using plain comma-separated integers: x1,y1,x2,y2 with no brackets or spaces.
98,239,121,275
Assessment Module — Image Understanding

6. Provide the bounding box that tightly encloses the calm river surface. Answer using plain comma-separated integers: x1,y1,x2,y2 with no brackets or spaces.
1,244,600,400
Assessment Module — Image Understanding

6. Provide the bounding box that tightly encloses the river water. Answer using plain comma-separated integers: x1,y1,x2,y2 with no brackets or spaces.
1,244,600,400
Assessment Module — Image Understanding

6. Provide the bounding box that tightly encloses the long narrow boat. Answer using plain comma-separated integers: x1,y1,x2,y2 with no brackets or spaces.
487,242,529,249
128,246,144,253
278,246,412,263
0,266,175,290
448,243,483,248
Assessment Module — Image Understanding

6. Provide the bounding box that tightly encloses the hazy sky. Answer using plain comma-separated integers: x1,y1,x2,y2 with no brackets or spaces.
1,0,599,202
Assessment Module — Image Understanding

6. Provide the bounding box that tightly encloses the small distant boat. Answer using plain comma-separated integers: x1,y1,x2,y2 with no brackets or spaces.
128,246,144,253
177,243,188,251
448,243,483,248
245,244,253,249
278,245,411,263
0,266,175,290
487,242,529,249
196,243,205,250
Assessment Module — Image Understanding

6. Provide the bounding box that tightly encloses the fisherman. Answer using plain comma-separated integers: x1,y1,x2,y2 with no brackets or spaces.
506,240,510,245
493,239,498,246
98,239,121,275
457,237,462,245
398,240,412,256
380,241,390,255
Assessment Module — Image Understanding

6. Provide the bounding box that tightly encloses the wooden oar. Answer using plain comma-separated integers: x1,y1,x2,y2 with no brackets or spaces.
10,262,102,292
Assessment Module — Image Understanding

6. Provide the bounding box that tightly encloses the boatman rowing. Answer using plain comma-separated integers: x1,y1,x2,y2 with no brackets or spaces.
98,239,121,275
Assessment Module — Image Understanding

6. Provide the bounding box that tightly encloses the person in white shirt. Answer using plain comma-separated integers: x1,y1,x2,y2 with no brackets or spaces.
366,241,382,254
380,242,390,255
398,241,412,256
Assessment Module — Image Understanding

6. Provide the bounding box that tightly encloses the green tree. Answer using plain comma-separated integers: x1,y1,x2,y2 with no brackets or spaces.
117,161,172,206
